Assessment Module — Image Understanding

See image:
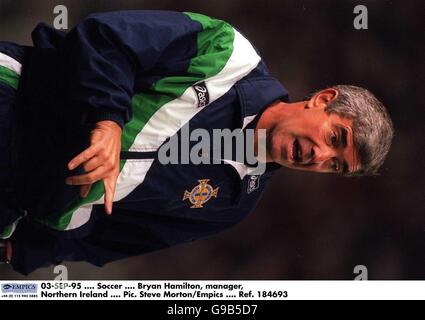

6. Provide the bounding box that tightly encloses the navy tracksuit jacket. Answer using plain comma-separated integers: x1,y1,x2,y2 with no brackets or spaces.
0,11,289,274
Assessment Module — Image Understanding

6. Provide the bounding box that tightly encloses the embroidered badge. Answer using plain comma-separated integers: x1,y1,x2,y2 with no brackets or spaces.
247,175,260,194
183,179,219,208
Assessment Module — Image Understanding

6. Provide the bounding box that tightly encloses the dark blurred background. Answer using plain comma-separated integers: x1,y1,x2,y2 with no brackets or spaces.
0,0,424,279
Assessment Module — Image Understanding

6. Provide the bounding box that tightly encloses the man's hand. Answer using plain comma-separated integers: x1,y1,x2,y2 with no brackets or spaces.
66,120,122,215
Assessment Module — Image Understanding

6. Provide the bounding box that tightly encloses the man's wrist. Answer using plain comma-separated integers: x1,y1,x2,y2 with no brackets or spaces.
96,120,123,133
86,111,125,130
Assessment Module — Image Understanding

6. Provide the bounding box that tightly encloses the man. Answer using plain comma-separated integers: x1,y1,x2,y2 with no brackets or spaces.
0,11,393,274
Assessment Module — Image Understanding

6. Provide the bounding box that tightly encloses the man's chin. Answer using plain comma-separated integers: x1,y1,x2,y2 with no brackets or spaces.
278,161,293,169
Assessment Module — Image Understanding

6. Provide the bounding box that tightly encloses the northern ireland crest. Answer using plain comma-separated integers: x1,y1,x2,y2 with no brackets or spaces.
183,179,219,208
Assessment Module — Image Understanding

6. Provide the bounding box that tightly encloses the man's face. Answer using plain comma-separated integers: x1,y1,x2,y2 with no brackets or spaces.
266,90,360,175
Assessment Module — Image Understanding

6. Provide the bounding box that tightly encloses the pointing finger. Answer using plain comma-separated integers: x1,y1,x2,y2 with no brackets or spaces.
103,176,118,215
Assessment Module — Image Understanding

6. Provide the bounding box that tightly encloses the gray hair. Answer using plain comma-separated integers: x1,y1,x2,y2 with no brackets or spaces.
323,85,394,177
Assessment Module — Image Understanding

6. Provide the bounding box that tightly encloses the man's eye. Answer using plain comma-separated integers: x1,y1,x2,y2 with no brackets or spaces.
331,133,338,146
331,159,339,172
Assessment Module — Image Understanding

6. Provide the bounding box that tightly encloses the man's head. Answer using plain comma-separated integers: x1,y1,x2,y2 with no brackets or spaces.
261,85,394,176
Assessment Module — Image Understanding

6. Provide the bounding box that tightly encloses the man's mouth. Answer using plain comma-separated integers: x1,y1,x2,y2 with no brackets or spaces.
292,138,302,163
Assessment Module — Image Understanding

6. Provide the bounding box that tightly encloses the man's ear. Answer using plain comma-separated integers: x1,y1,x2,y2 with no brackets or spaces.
305,88,339,109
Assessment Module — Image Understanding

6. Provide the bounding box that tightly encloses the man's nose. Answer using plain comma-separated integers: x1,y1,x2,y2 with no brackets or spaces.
312,146,335,163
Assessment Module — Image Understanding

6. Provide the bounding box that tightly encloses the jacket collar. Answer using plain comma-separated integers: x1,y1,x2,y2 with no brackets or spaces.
235,75,290,128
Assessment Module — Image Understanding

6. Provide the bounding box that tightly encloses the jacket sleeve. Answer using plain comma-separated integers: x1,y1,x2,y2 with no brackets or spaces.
10,207,236,275
59,10,203,128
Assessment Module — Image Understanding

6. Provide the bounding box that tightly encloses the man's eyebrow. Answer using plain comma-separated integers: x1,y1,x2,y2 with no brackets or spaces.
339,127,351,174
342,160,349,175
340,127,348,148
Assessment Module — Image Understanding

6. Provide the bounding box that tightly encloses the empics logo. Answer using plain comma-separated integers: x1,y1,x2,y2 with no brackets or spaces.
193,82,210,108
1,283,38,293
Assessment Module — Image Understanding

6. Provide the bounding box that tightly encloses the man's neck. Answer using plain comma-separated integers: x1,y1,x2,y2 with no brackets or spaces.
253,100,308,162
254,100,286,162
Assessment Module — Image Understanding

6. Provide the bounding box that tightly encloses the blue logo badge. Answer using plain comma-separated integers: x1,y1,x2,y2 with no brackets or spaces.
1,283,38,294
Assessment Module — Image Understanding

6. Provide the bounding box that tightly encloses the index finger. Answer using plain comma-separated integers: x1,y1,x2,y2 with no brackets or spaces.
103,176,118,215
68,144,101,170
